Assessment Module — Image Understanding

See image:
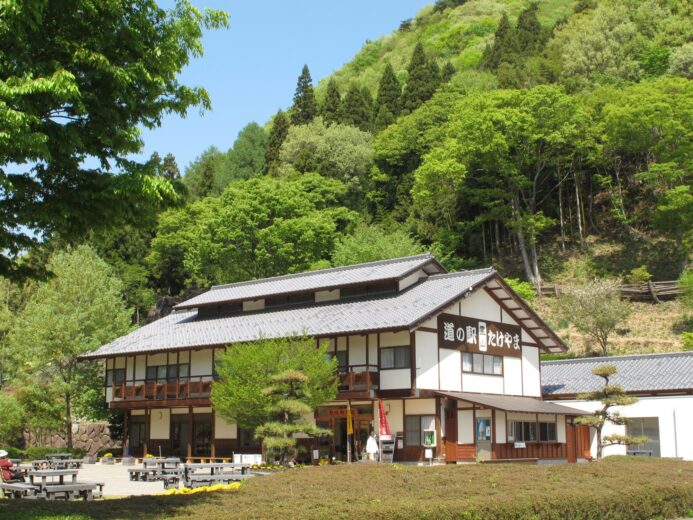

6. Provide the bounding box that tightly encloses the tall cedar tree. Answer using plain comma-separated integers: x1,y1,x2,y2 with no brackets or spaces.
374,105,396,132
482,13,518,70
361,86,375,130
442,61,456,82
516,3,544,53
264,110,290,175
291,65,318,125
376,63,402,118
321,79,342,126
341,84,373,132
401,43,438,114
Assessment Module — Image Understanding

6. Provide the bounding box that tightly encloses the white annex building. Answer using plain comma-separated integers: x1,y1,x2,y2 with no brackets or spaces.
542,352,693,461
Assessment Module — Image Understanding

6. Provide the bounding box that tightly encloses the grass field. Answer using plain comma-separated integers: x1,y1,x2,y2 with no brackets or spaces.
3,458,692,520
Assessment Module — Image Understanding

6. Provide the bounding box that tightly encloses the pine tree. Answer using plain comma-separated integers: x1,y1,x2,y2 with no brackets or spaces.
442,61,456,82
481,13,519,71
516,3,544,53
264,110,290,175
340,84,372,132
401,43,437,114
428,60,442,92
361,86,375,130
291,65,318,125
321,79,342,126
374,104,395,132
161,153,181,181
376,63,402,118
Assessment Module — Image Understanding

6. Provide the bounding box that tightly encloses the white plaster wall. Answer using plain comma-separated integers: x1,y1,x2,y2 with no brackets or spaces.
194,407,212,413
521,346,541,397
522,329,537,345
379,331,410,347
135,355,146,380
381,399,404,434
349,335,367,366
105,388,113,403
458,410,474,444
415,331,439,390
501,309,519,326
131,410,145,416
368,334,378,367
557,417,566,443
115,357,126,369
405,398,436,415
336,336,347,352
126,357,134,381
549,396,693,460
462,373,504,394
148,353,167,366
399,269,426,291
315,289,339,302
458,290,501,322
171,408,188,415
243,299,265,311
179,351,190,363
150,409,171,439
438,348,462,391
191,349,213,377
380,369,410,390
503,357,523,395
496,411,507,443
214,415,237,439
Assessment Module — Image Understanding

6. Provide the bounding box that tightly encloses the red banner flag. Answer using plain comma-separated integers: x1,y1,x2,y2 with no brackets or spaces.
378,399,391,440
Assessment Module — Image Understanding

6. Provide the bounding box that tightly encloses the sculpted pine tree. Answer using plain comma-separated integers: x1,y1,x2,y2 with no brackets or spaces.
321,79,342,126
291,65,318,125
575,365,647,459
264,110,290,175
401,43,437,114
255,370,331,464
376,63,401,118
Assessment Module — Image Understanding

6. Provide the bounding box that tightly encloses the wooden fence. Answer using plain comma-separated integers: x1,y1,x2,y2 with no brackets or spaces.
538,281,681,303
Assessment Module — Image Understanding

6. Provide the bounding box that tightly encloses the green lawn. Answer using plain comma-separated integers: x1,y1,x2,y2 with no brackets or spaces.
3,458,692,520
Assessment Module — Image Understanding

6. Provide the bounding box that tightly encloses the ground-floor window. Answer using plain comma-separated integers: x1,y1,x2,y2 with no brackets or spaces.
508,421,537,442
626,417,660,457
404,415,435,447
539,421,557,442
462,353,502,375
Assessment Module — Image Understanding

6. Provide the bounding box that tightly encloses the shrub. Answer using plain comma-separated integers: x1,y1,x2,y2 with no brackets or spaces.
0,446,26,459
682,332,693,351
624,265,652,284
25,446,86,460
505,277,537,302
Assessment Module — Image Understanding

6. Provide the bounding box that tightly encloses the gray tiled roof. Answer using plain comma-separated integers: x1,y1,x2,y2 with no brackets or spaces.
541,352,693,396
83,268,495,359
436,391,586,415
176,254,443,309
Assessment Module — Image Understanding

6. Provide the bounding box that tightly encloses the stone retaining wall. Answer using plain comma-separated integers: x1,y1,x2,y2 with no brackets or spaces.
24,422,121,456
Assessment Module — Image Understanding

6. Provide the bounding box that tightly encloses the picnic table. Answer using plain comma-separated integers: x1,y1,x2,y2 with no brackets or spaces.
46,453,72,461
31,458,83,470
182,462,252,488
129,457,183,488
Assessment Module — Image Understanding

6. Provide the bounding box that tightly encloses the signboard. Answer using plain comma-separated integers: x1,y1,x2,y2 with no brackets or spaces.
423,429,437,447
514,442,526,449
437,314,522,358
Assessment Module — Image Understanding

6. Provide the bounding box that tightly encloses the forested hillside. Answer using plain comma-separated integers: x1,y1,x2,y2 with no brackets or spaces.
1,0,692,434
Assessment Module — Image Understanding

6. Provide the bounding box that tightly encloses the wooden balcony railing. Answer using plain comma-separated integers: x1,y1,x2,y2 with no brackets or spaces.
111,375,215,402
337,365,379,395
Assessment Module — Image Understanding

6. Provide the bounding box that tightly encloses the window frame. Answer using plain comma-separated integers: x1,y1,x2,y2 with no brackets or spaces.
404,415,435,447
105,368,126,387
462,352,503,376
508,420,538,442
539,421,557,442
379,345,411,370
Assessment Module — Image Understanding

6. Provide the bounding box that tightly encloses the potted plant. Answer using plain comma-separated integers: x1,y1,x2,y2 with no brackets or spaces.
101,452,114,464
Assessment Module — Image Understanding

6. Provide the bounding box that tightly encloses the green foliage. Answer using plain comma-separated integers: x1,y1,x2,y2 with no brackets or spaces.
339,84,373,132
401,43,440,114
0,392,24,445
24,446,86,461
481,13,518,71
680,268,693,310
682,332,693,351
277,118,374,209
291,65,318,125
0,0,228,279
559,279,632,356
148,174,356,292
217,122,267,188
504,278,536,302
264,110,290,175
212,336,337,434
624,265,652,285
8,245,131,446
321,79,342,126
376,63,402,119
331,224,425,267
515,3,544,53
441,61,456,82
669,42,693,79
183,146,225,199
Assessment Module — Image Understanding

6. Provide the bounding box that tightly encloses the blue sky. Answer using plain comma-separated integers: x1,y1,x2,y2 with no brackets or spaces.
144,0,430,171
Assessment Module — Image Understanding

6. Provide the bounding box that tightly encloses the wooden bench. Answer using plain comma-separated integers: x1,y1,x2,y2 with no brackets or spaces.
80,480,105,498
1,482,40,499
128,467,158,481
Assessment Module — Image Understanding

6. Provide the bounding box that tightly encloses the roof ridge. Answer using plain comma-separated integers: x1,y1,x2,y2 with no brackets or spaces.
543,351,693,365
208,254,437,292
428,267,495,280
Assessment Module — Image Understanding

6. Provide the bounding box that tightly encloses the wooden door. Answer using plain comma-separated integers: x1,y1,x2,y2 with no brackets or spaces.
566,423,577,463
444,408,457,462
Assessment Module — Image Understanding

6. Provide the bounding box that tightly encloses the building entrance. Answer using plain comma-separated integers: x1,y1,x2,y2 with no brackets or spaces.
315,404,373,461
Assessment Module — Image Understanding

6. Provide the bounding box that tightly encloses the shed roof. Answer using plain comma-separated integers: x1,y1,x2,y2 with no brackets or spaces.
541,352,693,397
435,391,585,415
82,268,496,359
175,254,444,310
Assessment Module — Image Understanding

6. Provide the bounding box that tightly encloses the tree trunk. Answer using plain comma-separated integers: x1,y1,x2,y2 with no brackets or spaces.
495,221,501,259
65,393,73,449
596,427,603,459
574,174,584,247
529,241,542,288
481,222,487,261
512,196,535,285
558,184,565,252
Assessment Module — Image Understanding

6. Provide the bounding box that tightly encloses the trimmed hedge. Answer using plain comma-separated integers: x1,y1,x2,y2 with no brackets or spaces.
24,446,86,461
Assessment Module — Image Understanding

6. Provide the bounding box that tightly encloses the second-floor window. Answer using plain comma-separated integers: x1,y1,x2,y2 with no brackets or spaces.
380,346,410,370
105,368,125,386
329,351,348,372
146,363,190,383
462,353,502,376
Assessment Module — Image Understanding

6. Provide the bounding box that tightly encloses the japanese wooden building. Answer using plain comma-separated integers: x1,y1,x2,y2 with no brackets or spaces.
83,254,588,463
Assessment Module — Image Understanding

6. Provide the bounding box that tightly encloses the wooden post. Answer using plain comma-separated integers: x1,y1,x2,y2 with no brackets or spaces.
187,407,193,459
648,281,661,303
123,410,129,458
